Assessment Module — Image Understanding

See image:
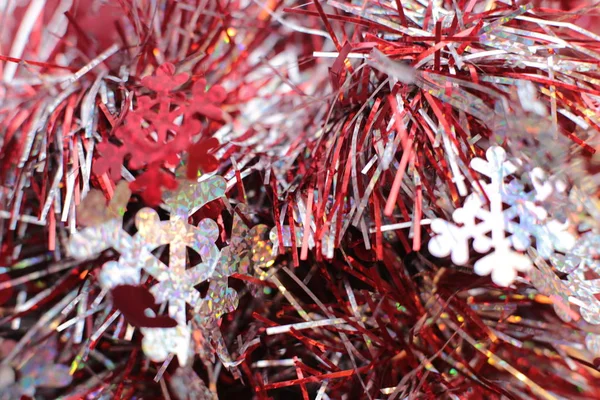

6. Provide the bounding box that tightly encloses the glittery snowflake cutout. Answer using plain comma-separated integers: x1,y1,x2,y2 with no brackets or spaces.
69,182,162,289
69,176,228,365
428,146,575,287
566,274,600,325
221,204,274,284
191,204,274,371
551,232,600,276
134,175,255,367
69,174,275,367
134,176,227,326
191,287,240,370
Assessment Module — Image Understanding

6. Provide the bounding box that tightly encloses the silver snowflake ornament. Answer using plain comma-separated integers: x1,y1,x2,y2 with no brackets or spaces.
428,146,575,287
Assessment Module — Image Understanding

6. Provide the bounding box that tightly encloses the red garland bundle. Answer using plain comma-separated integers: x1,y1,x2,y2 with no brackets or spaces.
1,0,600,399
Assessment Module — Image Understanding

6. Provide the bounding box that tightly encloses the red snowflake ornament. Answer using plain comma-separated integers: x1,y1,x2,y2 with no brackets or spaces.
121,98,201,169
141,63,189,93
186,137,220,179
130,168,178,206
190,79,226,121
93,63,227,206
93,141,128,180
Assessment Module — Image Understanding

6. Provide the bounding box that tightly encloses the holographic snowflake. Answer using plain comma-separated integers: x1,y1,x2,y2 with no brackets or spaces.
566,273,600,325
68,175,273,367
188,203,274,372
68,182,162,289
218,204,274,295
428,146,575,287
134,176,226,326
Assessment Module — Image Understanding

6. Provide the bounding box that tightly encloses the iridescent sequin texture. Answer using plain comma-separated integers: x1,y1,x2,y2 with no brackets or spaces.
68,176,274,366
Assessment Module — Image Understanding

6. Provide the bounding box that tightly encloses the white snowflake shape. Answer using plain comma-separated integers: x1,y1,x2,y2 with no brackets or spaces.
429,146,574,287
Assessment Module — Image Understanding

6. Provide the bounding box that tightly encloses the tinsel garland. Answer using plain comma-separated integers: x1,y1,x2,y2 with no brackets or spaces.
1,0,600,399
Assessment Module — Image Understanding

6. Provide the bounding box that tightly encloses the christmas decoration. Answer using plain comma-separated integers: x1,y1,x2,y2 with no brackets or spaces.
428,146,575,286
2,0,600,399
